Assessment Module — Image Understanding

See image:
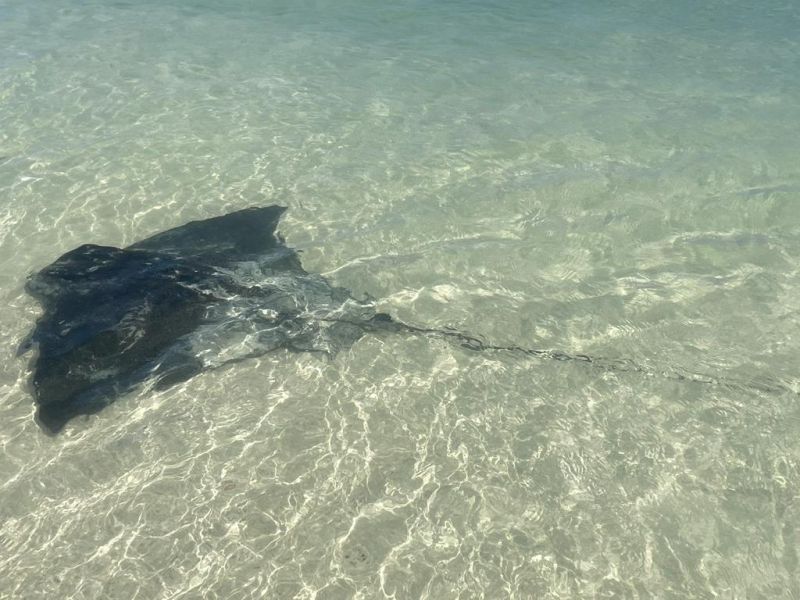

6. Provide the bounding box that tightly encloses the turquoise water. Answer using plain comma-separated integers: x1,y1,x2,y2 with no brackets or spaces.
1,0,800,597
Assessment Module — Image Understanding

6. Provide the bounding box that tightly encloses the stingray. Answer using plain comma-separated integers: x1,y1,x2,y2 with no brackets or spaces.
18,205,793,434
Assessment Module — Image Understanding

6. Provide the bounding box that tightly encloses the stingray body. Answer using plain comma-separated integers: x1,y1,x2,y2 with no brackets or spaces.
19,206,792,434
20,206,390,433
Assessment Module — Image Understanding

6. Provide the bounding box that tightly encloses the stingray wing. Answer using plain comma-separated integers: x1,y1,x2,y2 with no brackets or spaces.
128,205,303,272
24,243,225,433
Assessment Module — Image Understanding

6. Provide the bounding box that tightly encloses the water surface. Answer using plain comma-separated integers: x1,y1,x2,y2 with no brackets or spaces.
1,1,800,597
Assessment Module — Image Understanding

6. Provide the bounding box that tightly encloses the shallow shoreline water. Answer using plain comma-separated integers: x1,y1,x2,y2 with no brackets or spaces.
1,1,800,597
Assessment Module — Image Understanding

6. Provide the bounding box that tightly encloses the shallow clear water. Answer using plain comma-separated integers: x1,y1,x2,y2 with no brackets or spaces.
2,0,800,597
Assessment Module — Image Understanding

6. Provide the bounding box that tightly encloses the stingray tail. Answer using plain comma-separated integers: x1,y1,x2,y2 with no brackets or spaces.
352,314,797,397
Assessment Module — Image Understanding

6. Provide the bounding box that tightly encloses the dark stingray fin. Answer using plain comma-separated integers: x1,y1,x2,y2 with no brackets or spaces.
35,380,127,435
24,244,127,306
37,400,95,435
128,206,296,268
33,351,205,435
